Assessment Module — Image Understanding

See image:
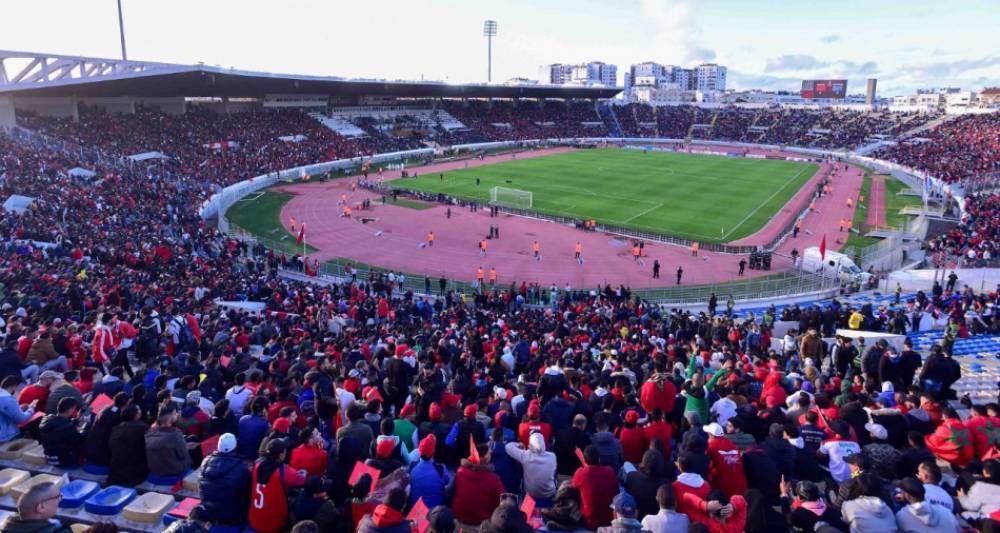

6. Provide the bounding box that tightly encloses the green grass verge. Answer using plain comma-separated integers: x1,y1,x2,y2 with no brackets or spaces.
844,170,877,249
883,177,922,229
225,191,317,253
383,197,435,210
392,148,817,244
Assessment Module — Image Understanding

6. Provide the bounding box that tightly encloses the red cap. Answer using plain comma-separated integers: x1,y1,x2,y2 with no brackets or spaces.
429,402,442,421
624,410,640,424
376,438,395,458
464,404,477,419
527,403,541,419
418,434,436,458
273,417,292,433
494,410,507,428
399,403,416,419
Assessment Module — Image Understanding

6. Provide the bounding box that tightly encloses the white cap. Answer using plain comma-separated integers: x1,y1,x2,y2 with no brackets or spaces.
864,422,888,441
702,422,724,438
217,433,238,453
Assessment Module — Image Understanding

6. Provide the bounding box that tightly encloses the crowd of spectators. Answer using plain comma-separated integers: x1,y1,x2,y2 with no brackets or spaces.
875,113,1000,185
928,192,1000,268
442,100,610,141
0,104,996,533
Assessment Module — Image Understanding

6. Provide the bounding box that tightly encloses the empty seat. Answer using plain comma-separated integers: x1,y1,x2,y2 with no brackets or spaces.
10,473,66,501
147,471,185,486
0,468,30,496
84,485,137,515
122,491,175,523
59,479,100,509
0,438,37,460
21,443,48,465
83,463,110,475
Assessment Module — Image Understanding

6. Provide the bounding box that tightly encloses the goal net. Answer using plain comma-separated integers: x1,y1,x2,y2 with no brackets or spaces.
490,186,533,209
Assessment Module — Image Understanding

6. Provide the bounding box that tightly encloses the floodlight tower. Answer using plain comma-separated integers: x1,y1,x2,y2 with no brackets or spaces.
483,20,497,83
117,0,128,60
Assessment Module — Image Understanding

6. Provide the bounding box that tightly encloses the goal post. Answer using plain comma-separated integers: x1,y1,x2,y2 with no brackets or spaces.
490,186,533,209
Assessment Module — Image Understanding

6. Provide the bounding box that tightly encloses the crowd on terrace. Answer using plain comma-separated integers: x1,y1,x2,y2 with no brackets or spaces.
874,113,1000,185
0,104,996,533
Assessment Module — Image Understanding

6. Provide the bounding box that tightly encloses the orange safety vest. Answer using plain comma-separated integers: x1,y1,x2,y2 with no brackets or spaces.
480,240,487,250
344,207,351,216
427,233,434,242
533,242,540,253
477,269,484,280
575,243,582,253
633,246,640,256
489,269,497,281
691,242,699,253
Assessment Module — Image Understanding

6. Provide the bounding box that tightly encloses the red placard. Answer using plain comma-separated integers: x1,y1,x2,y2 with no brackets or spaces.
167,497,200,519
520,494,542,528
90,393,114,415
348,461,381,488
407,497,430,533
200,434,221,457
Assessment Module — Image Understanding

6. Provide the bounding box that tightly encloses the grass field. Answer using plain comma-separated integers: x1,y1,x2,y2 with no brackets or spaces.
226,191,317,253
393,148,817,244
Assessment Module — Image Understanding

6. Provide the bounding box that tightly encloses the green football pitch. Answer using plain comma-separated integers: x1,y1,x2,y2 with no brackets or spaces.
395,148,818,244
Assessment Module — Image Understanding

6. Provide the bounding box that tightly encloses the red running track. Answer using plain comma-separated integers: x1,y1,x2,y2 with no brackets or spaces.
278,148,863,288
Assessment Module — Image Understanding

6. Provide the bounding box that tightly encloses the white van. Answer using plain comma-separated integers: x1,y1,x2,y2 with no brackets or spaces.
800,246,872,283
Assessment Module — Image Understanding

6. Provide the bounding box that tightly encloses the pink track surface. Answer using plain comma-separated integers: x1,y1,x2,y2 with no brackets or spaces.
866,175,887,227
278,149,863,288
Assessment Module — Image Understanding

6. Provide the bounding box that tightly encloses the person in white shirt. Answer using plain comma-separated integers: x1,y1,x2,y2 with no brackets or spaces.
819,422,862,484
225,373,251,416
917,460,954,512
641,484,689,533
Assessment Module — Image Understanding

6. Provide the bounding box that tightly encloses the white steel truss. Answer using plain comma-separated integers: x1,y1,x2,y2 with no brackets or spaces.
0,50,183,90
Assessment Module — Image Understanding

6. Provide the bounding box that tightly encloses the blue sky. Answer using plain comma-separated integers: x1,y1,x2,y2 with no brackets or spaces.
3,0,999,95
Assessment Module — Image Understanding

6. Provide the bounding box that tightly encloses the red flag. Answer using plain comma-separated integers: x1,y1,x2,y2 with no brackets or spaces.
820,234,827,261
468,435,481,464
296,223,306,245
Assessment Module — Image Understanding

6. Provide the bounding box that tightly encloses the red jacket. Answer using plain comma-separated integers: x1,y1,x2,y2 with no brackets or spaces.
640,375,676,415
673,474,712,516
289,443,328,477
572,464,618,529
707,437,747,497
617,424,645,465
926,418,976,468
642,421,674,460
451,465,504,525
683,492,748,533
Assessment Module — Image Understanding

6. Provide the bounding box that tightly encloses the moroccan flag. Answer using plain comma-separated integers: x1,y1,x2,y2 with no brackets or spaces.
296,223,306,245
820,234,827,261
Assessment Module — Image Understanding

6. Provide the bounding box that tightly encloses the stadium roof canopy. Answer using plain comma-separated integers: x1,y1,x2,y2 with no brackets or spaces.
0,50,621,100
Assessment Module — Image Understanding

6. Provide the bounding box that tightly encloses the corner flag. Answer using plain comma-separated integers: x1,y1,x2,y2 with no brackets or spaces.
296,223,306,245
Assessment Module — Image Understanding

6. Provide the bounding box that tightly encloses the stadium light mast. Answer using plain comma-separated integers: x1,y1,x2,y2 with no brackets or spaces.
117,0,128,60
483,20,497,83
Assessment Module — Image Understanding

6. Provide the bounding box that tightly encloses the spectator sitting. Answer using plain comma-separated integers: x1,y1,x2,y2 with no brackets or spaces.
357,486,411,533
0,376,37,442
292,477,341,532
238,396,270,460
39,396,87,468
198,432,250,526
27,329,68,373
290,425,330,478
597,492,645,533
83,392,129,469
17,371,57,414
145,403,192,480
5,481,72,533
895,476,958,533
44,372,84,415
108,404,149,486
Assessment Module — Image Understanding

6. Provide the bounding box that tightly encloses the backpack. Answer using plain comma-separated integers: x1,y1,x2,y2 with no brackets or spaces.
174,317,197,351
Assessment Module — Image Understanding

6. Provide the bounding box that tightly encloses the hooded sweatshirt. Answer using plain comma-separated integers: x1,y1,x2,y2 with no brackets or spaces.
841,496,897,532
895,500,957,533
505,432,557,499
357,504,411,533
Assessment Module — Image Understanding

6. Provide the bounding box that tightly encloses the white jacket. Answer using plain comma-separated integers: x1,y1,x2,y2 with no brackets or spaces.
505,432,557,499
958,480,1000,518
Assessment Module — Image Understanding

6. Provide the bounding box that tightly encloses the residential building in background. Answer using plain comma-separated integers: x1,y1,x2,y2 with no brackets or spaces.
537,61,617,86
621,61,725,103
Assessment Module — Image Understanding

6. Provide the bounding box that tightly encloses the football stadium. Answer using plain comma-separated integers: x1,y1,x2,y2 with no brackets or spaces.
0,1,999,532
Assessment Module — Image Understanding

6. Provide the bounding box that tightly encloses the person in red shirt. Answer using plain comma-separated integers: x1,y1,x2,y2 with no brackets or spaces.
683,490,748,533
703,422,747,498
642,408,674,460
290,426,329,477
571,445,619,529
72,367,98,396
617,409,645,465
450,442,505,525
517,401,552,447
268,388,306,428
640,361,677,415
17,371,57,410
248,440,306,533
672,454,712,516
16,327,35,361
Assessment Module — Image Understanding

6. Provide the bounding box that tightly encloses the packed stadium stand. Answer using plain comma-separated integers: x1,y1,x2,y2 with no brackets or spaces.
874,112,1000,184
1,55,1000,531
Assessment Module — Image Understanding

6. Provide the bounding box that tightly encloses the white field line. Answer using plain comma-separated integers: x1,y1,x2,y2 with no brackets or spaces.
621,202,664,224
721,164,811,241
